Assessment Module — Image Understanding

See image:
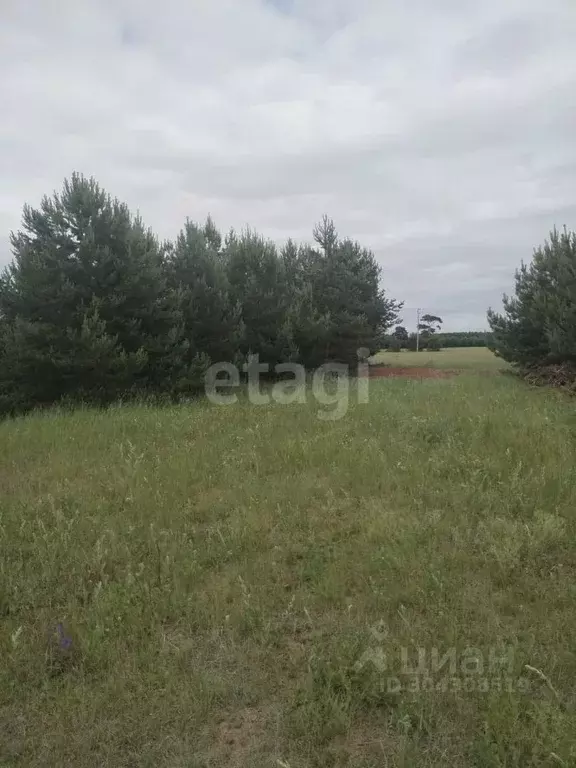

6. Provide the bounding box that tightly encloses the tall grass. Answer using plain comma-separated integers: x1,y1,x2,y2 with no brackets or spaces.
1,367,575,766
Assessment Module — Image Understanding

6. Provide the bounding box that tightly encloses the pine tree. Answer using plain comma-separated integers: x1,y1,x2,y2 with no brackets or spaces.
164,218,242,379
302,218,402,365
224,229,298,368
203,214,222,252
280,239,331,369
488,227,576,369
0,174,183,414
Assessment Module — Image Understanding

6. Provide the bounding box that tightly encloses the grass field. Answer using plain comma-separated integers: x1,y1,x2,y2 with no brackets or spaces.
1,349,575,766
372,346,508,370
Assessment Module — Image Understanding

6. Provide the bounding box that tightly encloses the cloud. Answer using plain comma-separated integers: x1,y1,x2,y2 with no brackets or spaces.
1,0,575,329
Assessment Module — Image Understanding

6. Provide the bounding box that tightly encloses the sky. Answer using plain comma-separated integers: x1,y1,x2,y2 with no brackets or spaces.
1,0,575,331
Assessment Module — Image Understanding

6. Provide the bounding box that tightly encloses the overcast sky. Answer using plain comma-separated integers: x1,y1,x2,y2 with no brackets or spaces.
1,0,575,330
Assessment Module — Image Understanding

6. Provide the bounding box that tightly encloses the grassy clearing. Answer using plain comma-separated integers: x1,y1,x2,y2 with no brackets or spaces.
372,346,508,370
1,352,575,766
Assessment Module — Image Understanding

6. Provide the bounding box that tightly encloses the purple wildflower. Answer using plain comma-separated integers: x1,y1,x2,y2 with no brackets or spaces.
56,623,73,651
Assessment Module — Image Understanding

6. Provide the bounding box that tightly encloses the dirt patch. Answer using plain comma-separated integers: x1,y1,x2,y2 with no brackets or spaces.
206,706,275,767
368,365,457,379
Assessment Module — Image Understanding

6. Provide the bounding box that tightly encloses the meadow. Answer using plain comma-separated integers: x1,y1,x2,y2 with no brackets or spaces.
372,346,508,370
1,349,575,766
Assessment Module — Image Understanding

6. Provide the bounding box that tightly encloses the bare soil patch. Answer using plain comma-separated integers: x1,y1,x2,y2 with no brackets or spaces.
368,365,457,379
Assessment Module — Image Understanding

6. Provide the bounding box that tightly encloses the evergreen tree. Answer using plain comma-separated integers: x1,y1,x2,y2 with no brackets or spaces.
0,174,183,414
279,239,331,368
164,217,242,377
280,238,300,286
203,214,222,252
302,217,402,365
224,229,298,368
488,227,576,369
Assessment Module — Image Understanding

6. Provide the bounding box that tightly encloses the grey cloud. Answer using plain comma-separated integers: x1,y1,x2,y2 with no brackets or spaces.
1,0,575,329
379,204,576,330
454,10,575,77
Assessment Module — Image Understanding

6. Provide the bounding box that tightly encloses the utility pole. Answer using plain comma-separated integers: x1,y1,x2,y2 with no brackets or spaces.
416,308,421,352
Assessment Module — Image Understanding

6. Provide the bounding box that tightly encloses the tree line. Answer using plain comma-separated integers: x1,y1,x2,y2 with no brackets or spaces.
436,332,494,348
382,322,494,352
2,174,571,416
0,174,402,416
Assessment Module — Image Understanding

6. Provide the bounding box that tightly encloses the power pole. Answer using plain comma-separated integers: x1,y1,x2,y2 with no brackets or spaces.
416,308,421,352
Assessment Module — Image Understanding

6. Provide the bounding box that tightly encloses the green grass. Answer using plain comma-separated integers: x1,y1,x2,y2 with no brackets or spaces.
372,346,508,370
1,352,575,766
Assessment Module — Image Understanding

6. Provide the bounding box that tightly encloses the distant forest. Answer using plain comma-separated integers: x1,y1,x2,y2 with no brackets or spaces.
435,332,494,348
